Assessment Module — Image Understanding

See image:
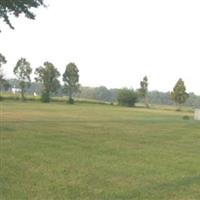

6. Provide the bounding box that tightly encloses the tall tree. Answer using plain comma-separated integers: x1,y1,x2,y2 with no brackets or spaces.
139,76,149,108
171,78,189,110
63,63,80,104
0,0,45,30
0,53,9,99
13,58,32,100
35,62,60,102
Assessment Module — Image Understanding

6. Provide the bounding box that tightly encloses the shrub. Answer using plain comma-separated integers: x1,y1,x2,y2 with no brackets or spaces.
41,92,50,103
117,88,138,107
67,98,74,104
183,115,190,120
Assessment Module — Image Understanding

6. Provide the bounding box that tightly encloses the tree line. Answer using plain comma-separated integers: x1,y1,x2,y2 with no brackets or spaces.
3,79,200,109
1,53,198,110
0,55,80,103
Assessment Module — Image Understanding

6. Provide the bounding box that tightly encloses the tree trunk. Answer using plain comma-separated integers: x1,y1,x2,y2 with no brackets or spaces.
68,87,74,104
21,88,25,101
0,84,2,100
68,88,72,100
144,94,149,108
0,90,2,101
178,103,182,111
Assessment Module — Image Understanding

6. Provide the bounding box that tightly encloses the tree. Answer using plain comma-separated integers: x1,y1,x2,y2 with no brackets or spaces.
63,63,80,104
95,86,112,102
0,53,9,99
35,62,60,102
117,88,138,107
0,0,45,30
138,76,149,108
171,78,189,111
0,54,7,84
13,58,32,100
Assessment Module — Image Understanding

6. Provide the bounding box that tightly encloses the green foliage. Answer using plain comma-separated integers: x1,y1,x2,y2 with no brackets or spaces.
171,78,189,110
78,86,118,102
13,58,32,101
41,91,50,102
139,76,148,97
185,93,200,108
3,78,200,108
0,0,45,30
0,53,6,67
117,88,138,107
8,78,42,95
138,76,149,108
3,79,198,107
63,63,80,103
183,115,190,120
148,91,173,105
0,53,7,84
67,97,74,104
95,86,112,101
0,53,9,99
35,62,60,102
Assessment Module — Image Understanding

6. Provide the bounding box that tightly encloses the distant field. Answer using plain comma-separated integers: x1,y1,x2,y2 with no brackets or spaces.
1,101,200,200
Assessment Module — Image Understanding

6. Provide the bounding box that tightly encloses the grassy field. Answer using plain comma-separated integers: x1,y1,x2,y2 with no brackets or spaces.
1,101,200,200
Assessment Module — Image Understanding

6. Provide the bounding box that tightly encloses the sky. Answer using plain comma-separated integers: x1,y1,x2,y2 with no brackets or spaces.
0,0,200,94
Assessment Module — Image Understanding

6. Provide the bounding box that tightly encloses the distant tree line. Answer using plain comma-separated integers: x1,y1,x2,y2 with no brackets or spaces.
3,78,200,108
1,53,199,109
78,86,199,108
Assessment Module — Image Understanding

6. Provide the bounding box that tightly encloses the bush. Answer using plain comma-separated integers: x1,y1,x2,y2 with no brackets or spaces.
67,98,74,104
117,88,138,107
41,92,50,103
183,115,190,120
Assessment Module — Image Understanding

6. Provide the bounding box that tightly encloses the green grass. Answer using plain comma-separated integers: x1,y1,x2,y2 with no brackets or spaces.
0,101,200,200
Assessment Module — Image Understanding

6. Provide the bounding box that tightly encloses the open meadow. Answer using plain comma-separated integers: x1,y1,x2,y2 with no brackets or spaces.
1,101,200,200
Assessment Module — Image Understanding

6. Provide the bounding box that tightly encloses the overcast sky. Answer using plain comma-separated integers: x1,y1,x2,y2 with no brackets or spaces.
0,0,199,94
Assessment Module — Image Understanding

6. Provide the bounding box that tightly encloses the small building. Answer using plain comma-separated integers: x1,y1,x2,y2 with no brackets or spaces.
194,109,200,120
33,92,38,97
11,87,21,94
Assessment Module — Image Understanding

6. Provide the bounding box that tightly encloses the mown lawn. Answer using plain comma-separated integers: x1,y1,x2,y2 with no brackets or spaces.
0,101,200,200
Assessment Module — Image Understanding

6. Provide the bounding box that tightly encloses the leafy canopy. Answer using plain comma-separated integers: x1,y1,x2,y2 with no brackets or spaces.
14,58,32,82
138,76,149,108
63,63,80,103
0,53,9,93
117,88,138,107
0,0,45,30
13,58,32,100
0,53,7,81
171,78,189,110
35,62,60,102
0,53,6,67
139,76,148,97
